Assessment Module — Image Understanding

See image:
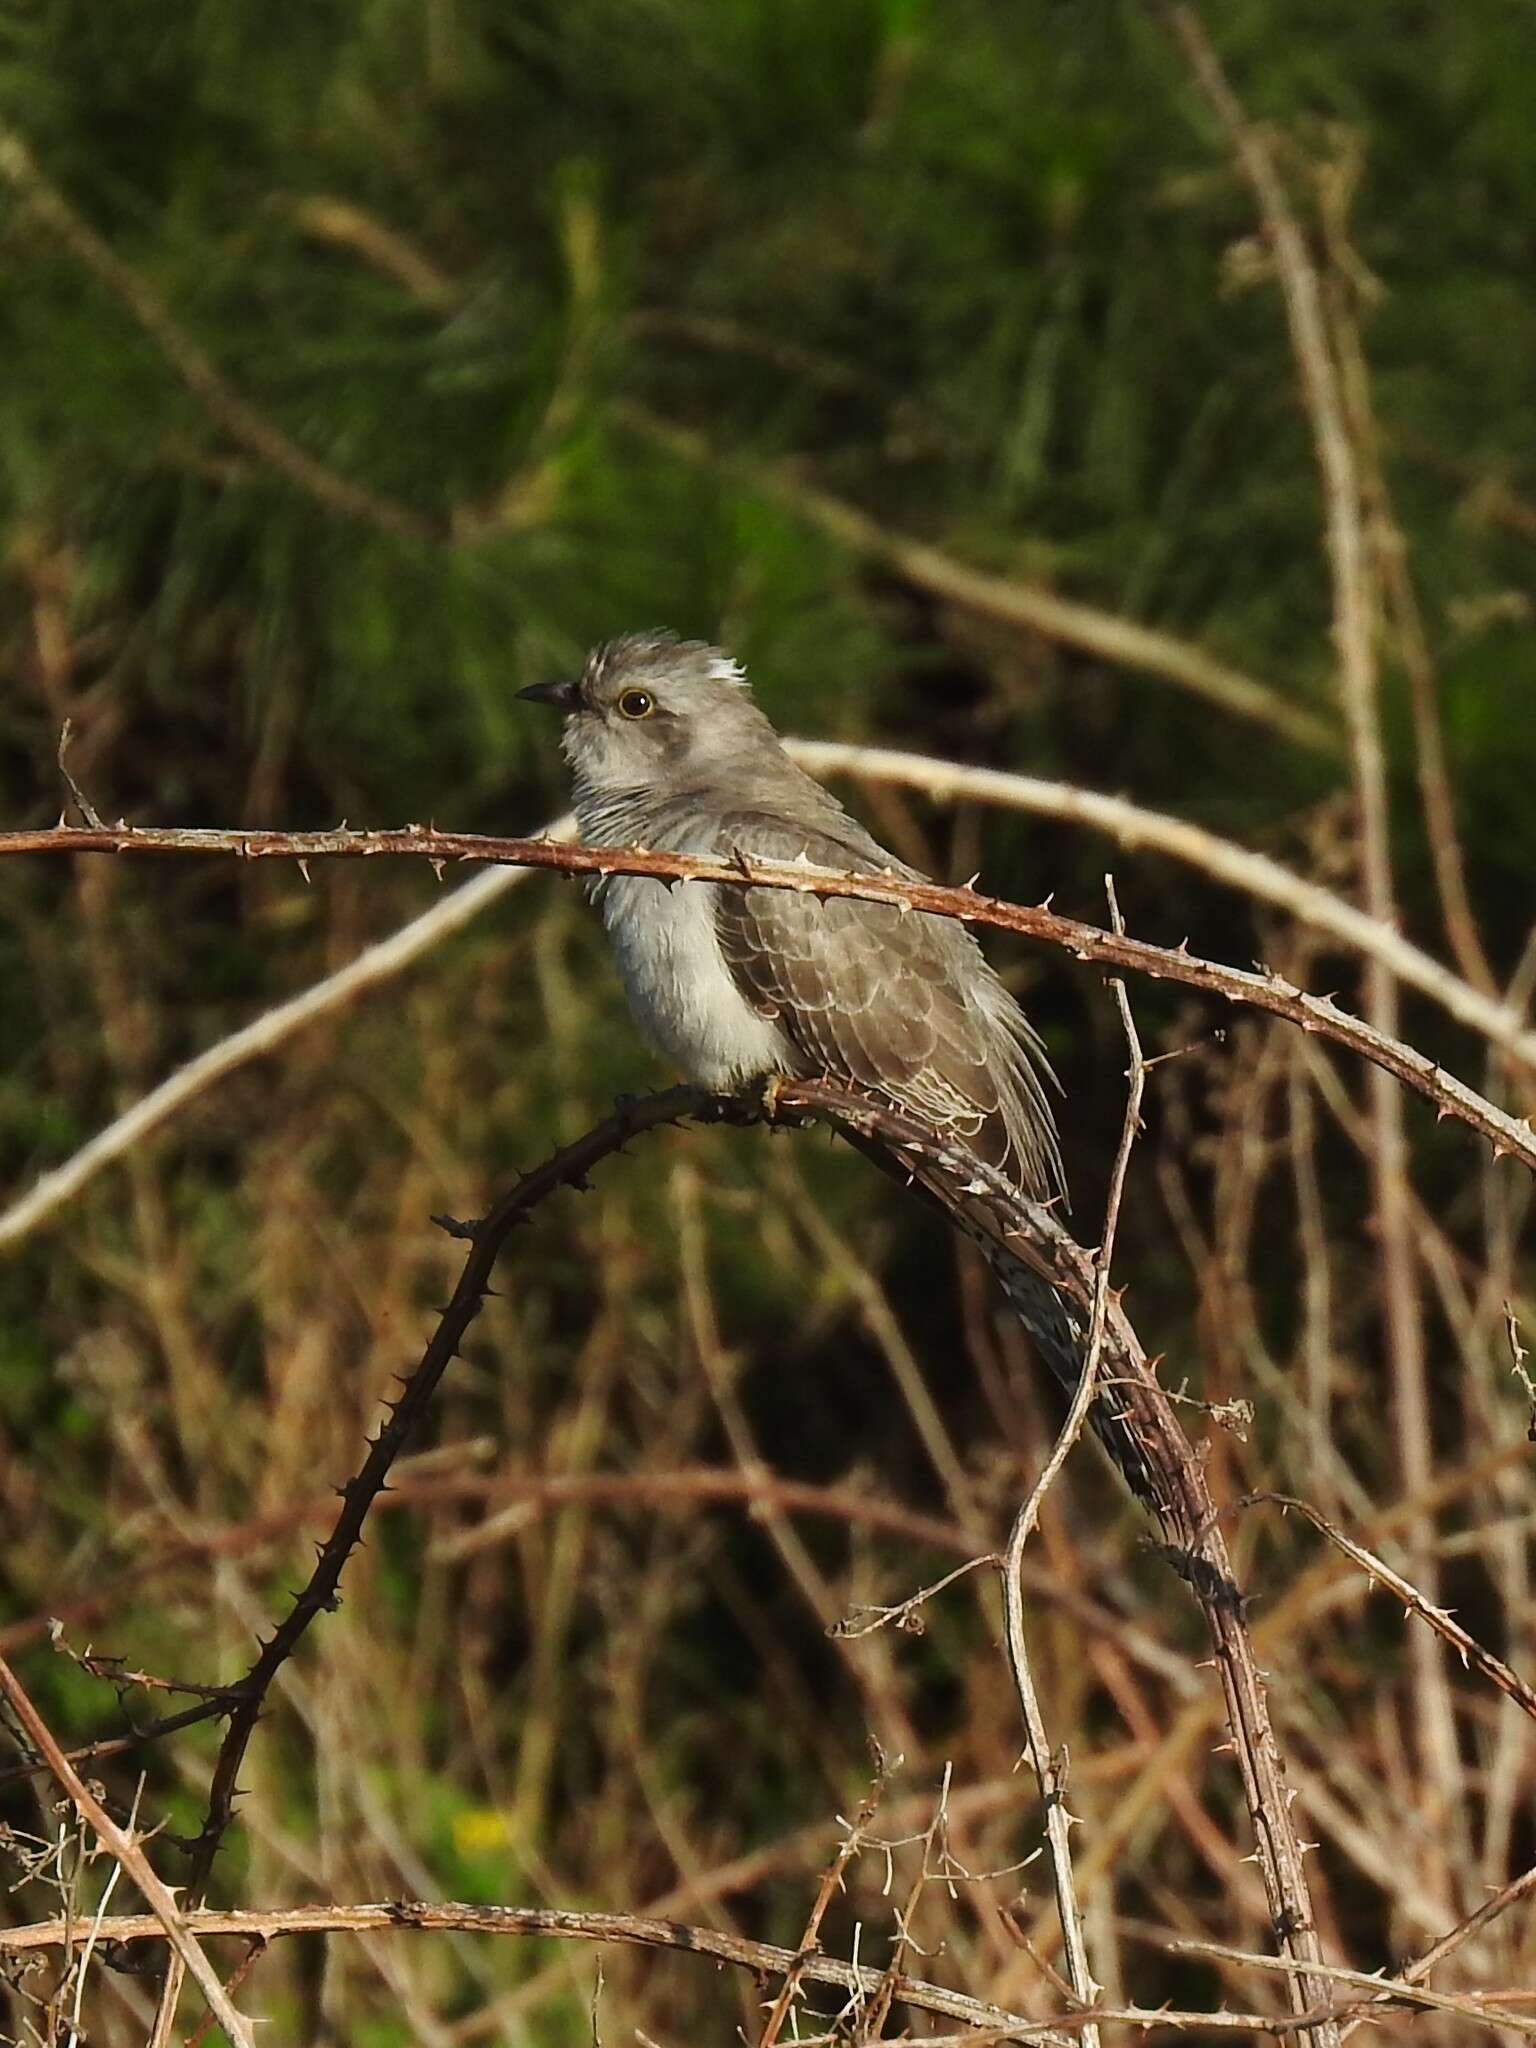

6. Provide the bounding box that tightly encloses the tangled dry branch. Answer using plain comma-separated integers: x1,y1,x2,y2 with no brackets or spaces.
6,1069,1534,2038
7,1078,1343,2037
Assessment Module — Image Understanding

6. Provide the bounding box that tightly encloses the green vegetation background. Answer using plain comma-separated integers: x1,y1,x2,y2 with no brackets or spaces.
0,1,1532,2040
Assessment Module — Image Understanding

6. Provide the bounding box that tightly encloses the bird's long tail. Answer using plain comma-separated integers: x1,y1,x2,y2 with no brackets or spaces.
969,1234,1156,1503
841,1124,1156,1505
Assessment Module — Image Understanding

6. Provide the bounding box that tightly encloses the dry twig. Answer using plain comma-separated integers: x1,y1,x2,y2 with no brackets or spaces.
0,1896,1068,2041
1155,0,1467,1921
992,879,1148,2040
757,1764,884,2046
1336,1860,1536,2042
178,1086,712,1900
0,1653,256,2048
1231,1492,1536,1723
1506,1304,1536,1441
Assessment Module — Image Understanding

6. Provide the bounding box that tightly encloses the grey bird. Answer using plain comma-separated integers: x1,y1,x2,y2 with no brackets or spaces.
520,632,1144,1492
519,631,1063,1199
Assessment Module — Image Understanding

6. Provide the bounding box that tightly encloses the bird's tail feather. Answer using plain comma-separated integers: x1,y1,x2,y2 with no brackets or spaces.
836,1125,1154,1504
972,1238,1155,1502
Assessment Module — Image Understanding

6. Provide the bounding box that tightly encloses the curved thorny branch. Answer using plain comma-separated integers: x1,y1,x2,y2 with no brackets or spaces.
177,1085,712,1904
5,819,1534,1174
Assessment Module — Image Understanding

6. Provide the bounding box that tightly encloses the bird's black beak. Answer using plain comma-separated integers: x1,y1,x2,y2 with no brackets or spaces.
517,679,580,711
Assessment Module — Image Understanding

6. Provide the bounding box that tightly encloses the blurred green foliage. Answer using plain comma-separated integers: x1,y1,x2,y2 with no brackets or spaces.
1,0,1532,825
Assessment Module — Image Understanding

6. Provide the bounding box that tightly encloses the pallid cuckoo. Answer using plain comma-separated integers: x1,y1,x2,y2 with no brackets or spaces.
521,633,1144,1491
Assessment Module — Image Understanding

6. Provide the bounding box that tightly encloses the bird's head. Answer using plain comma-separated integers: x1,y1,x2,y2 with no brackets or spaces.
519,632,778,793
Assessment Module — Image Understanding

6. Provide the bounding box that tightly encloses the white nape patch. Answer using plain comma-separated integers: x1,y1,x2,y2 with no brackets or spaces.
706,655,750,690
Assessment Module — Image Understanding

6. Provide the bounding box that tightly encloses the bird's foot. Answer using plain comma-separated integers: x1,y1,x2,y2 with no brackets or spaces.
756,1072,819,1131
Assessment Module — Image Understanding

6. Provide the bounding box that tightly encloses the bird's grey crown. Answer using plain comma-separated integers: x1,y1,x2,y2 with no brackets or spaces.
544,634,1065,1202
583,631,748,699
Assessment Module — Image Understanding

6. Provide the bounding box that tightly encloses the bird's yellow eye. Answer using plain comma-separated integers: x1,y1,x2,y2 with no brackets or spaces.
617,688,655,720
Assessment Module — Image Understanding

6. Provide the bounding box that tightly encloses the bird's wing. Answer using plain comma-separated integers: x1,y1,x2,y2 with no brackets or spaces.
709,808,1063,1200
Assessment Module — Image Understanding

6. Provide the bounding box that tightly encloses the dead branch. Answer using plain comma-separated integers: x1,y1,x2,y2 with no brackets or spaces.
773,1080,1337,2033
8,737,1532,1260
0,1653,256,2048
0,1899,1068,2040
1335,1860,1536,2042
1157,1931,1536,2037
5,820,1531,1173
177,1084,713,1901
757,1765,884,2045
1232,1492,1536,1723
10,1078,1337,2034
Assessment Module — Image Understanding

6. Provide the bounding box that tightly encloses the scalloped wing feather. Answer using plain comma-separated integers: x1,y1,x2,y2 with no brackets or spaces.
709,809,1064,1202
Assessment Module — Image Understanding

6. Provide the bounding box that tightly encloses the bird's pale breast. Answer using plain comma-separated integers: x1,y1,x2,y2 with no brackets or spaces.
596,873,787,1090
